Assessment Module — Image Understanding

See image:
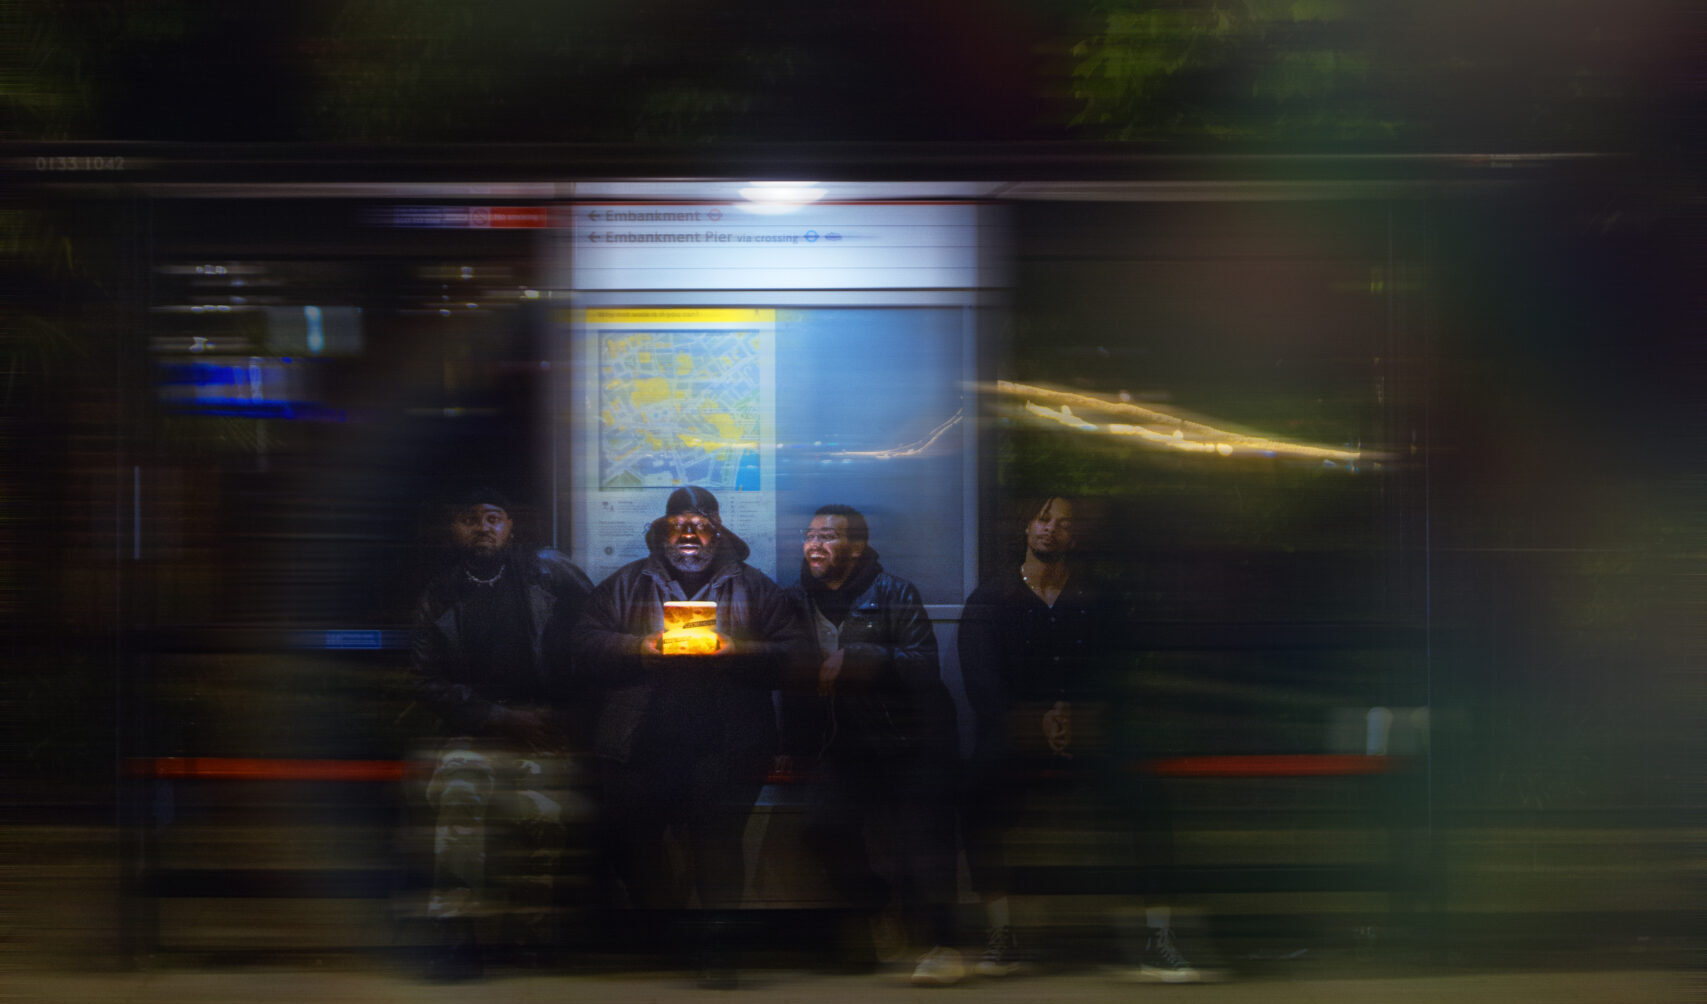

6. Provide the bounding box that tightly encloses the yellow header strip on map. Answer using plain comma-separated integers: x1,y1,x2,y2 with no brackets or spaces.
581,308,775,324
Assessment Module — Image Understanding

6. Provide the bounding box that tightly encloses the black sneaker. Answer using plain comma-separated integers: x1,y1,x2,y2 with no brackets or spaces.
422,920,483,982
695,915,741,990
1123,926,1204,983
974,925,1023,977
868,902,907,965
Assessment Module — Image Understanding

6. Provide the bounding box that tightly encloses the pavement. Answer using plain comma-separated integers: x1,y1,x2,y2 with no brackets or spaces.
0,965,1691,1004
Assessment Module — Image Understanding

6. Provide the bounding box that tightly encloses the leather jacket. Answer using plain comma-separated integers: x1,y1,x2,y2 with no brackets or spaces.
412,547,593,738
783,551,957,762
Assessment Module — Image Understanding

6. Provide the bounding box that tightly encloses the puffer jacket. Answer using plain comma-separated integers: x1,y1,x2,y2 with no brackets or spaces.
570,533,813,764
782,551,958,762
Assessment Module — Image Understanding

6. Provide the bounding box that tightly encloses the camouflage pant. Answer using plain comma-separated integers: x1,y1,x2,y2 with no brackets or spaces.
423,743,579,923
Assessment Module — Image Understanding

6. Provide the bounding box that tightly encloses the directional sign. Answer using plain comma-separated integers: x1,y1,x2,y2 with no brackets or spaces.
566,202,981,290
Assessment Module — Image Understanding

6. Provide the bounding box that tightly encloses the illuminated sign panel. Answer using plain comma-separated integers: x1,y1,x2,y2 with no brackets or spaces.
556,199,994,602
567,202,979,290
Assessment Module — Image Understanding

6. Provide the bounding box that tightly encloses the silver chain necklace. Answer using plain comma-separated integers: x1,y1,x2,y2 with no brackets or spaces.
464,564,506,587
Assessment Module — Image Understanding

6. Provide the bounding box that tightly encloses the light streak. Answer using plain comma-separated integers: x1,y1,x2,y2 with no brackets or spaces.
832,411,964,459
993,381,1378,464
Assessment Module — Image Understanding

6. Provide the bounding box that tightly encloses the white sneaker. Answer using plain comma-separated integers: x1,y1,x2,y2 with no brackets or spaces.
911,945,966,986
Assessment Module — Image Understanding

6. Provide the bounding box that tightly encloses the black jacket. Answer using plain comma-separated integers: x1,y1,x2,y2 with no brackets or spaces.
782,551,957,762
958,565,1120,765
412,547,593,738
571,533,812,764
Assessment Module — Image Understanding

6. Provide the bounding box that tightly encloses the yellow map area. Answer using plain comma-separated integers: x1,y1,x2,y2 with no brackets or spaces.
596,319,765,489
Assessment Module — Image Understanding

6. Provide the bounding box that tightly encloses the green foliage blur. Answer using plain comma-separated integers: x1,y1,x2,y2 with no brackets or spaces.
1,0,1678,148
1067,0,1656,149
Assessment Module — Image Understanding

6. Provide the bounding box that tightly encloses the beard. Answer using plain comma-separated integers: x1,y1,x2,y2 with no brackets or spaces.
461,538,506,568
666,543,714,574
806,553,853,583
1029,537,1068,561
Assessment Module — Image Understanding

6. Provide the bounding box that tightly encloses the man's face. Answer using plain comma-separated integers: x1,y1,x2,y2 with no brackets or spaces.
452,504,512,558
803,515,864,586
1025,498,1075,560
663,513,719,574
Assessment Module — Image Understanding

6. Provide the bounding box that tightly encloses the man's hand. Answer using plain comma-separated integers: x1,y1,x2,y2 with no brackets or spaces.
1042,700,1073,758
817,648,846,696
643,630,732,657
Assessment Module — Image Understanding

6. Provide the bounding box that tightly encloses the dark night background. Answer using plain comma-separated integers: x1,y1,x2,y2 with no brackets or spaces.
2,0,1702,986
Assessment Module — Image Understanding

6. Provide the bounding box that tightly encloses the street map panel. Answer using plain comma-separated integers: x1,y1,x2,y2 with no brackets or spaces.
598,328,763,490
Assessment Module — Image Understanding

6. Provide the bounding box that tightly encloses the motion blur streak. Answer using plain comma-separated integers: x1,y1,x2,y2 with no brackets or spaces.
1002,381,1373,463
5,80,1700,1004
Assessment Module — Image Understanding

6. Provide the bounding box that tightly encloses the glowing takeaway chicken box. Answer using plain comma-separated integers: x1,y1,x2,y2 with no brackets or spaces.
661,601,721,655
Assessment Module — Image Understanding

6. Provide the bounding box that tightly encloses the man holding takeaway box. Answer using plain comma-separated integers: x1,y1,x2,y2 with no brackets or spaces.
572,486,812,987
